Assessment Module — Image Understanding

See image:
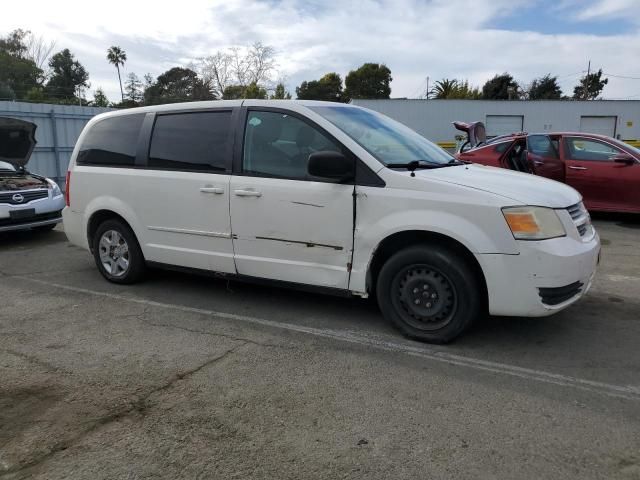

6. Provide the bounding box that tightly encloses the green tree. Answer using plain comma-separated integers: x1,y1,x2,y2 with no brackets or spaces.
528,74,562,100
124,72,143,104
296,73,344,102
222,84,245,100
0,29,42,99
0,81,16,100
144,67,214,105
106,46,126,102
92,88,109,107
344,63,392,100
482,73,520,100
430,78,459,99
24,87,46,102
45,49,89,102
244,81,267,99
429,78,481,99
270,82,291,99
573,69,608,100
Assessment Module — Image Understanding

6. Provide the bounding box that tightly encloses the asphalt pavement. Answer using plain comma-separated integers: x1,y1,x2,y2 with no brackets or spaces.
1,215,639,479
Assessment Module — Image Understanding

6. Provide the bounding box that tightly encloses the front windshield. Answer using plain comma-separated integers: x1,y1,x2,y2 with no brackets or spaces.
310,106,455,166
0,160,17,172
609,137,640,156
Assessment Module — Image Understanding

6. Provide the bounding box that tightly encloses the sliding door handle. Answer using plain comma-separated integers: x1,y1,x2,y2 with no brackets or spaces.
200,187,224,194
234,189,262,197
568,166,587,171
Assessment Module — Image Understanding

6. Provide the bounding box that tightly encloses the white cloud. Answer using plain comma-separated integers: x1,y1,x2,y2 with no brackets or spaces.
1,0,639,101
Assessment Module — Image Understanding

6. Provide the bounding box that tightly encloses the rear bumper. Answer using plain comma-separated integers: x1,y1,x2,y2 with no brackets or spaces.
62,207,90,250
477,231,600,317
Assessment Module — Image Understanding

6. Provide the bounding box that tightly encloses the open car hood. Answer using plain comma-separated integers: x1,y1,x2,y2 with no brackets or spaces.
0,117,37,168
453,121,486,149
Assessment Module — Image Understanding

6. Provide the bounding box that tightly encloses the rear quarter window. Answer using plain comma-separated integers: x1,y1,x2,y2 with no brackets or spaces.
148,111,231,172
77,114,145,167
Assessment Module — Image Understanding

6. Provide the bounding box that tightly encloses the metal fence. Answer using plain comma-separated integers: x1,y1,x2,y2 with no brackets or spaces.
0,101,114,188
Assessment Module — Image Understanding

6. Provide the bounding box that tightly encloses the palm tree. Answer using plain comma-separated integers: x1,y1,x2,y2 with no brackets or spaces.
106,46,127,102
430,78,459,99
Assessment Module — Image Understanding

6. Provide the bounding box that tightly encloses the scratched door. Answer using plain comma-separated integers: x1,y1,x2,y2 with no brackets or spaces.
229,109,354,289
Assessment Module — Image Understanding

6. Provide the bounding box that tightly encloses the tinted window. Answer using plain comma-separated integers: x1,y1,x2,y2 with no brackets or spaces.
149,111,231,172
564,137,622,161
528,135,558,158
77,114,144,166
243,111,341,180
494,141,511,153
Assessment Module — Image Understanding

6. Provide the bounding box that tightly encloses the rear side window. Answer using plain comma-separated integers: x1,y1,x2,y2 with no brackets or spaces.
148,111,231,172
77,114,144,167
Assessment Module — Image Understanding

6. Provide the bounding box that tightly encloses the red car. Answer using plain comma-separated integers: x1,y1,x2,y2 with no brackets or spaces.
454,121,640,213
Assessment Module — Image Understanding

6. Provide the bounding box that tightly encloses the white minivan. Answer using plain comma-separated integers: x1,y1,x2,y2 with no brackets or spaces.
63,100,600,343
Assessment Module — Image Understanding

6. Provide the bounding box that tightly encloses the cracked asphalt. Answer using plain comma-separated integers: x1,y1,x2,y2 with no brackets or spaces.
1,214,639,479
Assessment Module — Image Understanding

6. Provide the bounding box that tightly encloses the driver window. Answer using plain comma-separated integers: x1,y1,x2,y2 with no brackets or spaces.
565,137,622,161
243,111,341,180
528,135,558,158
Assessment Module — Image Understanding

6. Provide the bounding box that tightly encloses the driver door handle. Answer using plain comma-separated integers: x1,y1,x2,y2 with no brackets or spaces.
568,166,588,171
234,189,262,197
200,187,224,194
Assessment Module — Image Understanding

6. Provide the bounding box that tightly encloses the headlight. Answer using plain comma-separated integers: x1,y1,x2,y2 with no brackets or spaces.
48,179,62,197
502,206,566,240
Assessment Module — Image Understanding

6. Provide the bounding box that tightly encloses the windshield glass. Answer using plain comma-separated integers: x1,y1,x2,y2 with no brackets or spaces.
609,137,640,156
310,106,455,166
0,160,17,172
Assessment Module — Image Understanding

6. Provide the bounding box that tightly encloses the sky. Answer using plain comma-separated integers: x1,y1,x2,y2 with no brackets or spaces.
2,0,640,102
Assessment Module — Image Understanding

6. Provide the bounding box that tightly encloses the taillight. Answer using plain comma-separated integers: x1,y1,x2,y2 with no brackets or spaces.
65,170,71,207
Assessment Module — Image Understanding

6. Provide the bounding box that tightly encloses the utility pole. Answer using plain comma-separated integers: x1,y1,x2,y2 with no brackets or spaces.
426,76,430,100
583,60,590,100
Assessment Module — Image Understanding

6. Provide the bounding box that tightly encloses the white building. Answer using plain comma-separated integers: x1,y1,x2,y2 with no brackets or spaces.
351,99,640,151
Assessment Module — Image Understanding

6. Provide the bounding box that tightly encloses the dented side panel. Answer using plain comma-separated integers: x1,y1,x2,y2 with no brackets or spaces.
230,175,354,289
349,173,521,294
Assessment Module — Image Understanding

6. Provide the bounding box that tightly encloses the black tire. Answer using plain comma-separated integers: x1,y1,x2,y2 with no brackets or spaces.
92,219,146,284
32,223,56,232
376,245,482,344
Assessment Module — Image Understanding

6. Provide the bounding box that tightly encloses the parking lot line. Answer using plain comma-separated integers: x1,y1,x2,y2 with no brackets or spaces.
14,274,640,402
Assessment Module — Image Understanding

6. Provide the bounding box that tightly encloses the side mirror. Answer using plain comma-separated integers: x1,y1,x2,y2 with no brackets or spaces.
307,151,354,182
612,153,635,165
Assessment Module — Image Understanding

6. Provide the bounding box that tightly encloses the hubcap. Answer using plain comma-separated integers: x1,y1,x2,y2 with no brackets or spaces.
391,265,457,331
98,230,130,277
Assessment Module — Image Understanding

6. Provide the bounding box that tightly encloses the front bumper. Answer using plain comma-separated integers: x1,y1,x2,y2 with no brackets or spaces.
0,193,64,232
476,230,600,317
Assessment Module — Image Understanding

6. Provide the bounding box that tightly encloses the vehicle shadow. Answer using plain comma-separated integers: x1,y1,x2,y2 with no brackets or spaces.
0,228,66,249
591,211,640,229
144,266,583,351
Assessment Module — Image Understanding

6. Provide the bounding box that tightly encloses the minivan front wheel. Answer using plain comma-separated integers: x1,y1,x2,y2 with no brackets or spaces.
376,246,481,343
93,219,145,284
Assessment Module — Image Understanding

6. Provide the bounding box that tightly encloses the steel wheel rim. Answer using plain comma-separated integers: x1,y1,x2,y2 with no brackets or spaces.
98,230,130,278
390,264,458,331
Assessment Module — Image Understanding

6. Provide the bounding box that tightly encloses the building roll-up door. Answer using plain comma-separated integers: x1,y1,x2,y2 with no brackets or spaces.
485,115,524,138
579,116,617,137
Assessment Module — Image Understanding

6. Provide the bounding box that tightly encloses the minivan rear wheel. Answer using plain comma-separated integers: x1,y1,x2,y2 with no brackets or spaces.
376,246,481,343
92,219,145,284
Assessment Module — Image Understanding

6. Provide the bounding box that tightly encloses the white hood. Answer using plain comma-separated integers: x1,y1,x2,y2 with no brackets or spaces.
415,164,581,208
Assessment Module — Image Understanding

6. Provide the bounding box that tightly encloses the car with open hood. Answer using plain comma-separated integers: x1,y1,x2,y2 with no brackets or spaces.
63,101,600,343
454,121,640,214
0,117,65,233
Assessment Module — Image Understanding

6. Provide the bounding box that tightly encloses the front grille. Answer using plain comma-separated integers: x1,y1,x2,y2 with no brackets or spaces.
0,210,61,228
538,281,584,306
0,189,49,205
566,202,589,237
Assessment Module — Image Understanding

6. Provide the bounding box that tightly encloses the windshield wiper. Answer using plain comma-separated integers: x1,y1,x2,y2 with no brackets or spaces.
386,160,451,176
